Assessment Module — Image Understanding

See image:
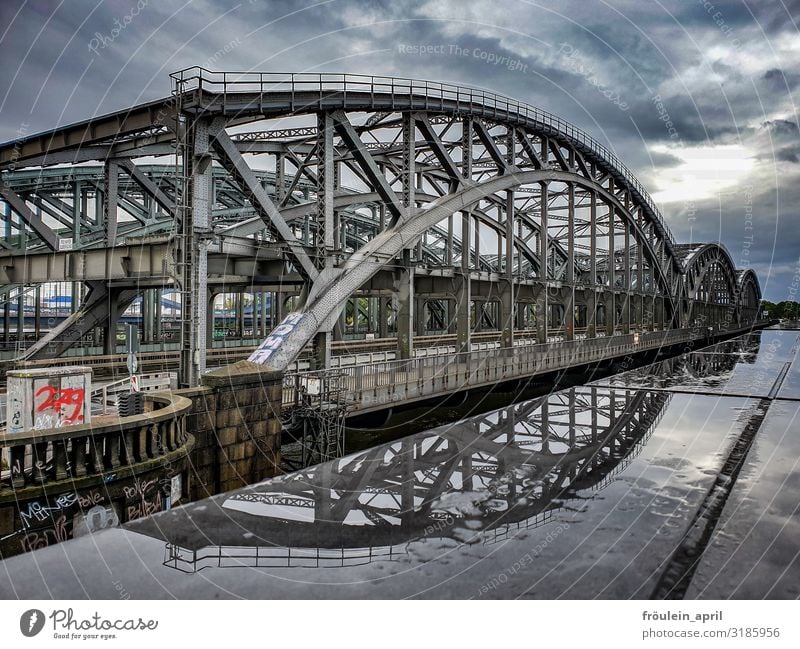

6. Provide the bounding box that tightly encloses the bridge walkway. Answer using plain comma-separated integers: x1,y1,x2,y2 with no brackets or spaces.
284,324,765,415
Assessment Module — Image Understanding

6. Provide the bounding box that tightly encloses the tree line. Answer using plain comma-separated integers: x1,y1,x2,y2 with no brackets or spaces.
760,300,800,319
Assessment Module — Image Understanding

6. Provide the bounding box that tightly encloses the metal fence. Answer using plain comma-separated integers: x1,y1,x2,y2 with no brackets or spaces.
284,327,698,410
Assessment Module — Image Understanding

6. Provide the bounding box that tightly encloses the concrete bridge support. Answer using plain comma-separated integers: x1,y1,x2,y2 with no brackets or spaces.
396,254,415,360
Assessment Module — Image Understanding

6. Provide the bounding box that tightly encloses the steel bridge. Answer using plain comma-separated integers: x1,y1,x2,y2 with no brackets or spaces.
0,69,763,389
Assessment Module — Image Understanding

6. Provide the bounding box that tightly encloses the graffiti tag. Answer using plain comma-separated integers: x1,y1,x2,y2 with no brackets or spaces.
19,494,78,529
34,385,86,425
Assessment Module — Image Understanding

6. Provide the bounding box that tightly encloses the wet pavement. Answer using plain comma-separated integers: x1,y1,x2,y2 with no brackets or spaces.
686,399,800,598
1,327,798,599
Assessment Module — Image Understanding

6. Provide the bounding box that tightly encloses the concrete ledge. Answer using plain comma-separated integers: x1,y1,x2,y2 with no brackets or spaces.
201,360,282,388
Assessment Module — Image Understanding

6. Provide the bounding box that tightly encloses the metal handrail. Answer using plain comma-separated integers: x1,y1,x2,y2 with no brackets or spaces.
283,327,692,407
169,67,677,253
282,322,766,409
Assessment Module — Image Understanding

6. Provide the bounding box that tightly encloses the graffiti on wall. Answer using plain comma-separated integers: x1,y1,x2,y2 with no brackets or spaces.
73,504,120,538
125,495,162,521
248,312,305,365
6,371,91,433
19,515,70,553
34,384,86,427
18,493,78,529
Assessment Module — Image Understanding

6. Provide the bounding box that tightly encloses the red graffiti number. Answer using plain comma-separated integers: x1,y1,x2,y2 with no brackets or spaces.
35,385,85,424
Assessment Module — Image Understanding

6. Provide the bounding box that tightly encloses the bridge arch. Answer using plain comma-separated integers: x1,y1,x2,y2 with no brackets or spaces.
676,243,742,328
737,269,762,326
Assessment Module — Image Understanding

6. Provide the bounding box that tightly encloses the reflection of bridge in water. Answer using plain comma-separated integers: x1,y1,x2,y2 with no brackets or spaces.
126,384,671,571
599,333,769,393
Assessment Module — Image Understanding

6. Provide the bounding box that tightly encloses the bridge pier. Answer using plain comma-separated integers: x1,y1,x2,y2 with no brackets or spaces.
500,281,515,348
455,271,471,353
396,253,415,359
102,290,120,356
183,362,283,499
313,330,332,370
586,290,597,338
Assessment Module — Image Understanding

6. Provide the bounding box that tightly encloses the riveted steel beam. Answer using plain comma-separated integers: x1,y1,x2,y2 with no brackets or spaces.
0,185,59,250
118,158,175,214
331,110,404,223
209,122,318,281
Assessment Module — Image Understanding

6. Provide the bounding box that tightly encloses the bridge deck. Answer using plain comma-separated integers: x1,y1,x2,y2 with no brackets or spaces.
284,324,764,414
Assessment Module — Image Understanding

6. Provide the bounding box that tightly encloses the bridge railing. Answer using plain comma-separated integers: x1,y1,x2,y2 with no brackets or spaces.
284,327,703,409
170,67,676,253
0,393,192,490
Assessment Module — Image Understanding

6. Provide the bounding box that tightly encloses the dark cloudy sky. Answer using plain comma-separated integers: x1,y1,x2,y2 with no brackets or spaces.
1,0,798,300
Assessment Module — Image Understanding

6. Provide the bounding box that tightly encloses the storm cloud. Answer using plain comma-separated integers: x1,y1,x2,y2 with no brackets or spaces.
0,0,797,299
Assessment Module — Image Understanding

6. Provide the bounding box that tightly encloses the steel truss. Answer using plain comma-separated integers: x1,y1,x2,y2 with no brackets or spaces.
0,69,763,385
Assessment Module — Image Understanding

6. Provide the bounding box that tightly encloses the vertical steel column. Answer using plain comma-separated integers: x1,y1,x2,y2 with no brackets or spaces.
103,159,118,245
313,112,335,370
396,112,417,358
416,297,426,336
3,200,10,241
236,292,245,337
260,290,268,336
70,181,81,313
501,128,515,349
474,217,481,268
276,291,285,322
102,291,118,356
446,213,454,266
623,213,631,334
397,249,415,359
402,112,416,213
588,189,597,338
141,289,152,343
72,180,82,246
565,182,575,341
317,112,335,262
379,296,389,338
537,181,549,343
207,292,215,348
2,203,8,345
607,193,616,336
275,153,285,203
457,117,472,354
2,290,9,345
16,289,23,346
637,208,645,329
154,287,162,344
34,285,41,339
178,117,212,386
